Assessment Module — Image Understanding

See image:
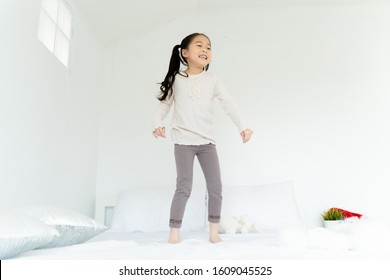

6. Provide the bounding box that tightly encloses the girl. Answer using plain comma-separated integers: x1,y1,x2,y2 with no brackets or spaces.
153,33,252,243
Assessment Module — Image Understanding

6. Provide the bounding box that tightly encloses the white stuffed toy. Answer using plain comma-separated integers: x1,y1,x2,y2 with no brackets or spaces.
238,215,259,234
219,216,240,234
219,215,260,234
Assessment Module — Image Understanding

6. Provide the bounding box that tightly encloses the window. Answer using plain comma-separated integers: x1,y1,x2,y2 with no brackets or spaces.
38,0,72,67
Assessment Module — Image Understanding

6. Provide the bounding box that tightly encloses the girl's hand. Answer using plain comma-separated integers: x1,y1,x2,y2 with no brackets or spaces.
152,127,166,138
241,129,253,143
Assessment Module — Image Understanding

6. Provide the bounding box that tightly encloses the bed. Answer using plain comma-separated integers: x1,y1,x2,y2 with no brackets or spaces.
11,229,390,260
2,181,390,260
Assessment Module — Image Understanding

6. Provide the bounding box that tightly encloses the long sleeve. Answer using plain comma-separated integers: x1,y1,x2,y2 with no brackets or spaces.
214,78,247,133
153,94,174,129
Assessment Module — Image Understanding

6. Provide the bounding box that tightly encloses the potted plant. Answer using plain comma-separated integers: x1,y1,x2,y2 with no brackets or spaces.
321,208,345,228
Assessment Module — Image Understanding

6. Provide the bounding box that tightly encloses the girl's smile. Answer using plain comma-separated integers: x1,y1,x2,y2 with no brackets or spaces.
199,53,208,60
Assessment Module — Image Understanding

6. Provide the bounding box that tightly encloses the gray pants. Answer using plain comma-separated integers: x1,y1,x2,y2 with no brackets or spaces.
169,144,222,228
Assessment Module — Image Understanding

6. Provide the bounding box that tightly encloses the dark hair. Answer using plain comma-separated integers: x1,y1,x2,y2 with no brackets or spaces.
158,33,210,101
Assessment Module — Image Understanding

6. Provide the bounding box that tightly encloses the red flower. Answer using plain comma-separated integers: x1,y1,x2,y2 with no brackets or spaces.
329,207,363,219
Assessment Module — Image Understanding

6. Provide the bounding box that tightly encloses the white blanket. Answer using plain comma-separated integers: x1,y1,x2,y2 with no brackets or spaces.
14,220,390,260
281,219,390,253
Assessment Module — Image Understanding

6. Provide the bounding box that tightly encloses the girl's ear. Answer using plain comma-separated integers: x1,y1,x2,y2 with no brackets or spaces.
181,49,188,58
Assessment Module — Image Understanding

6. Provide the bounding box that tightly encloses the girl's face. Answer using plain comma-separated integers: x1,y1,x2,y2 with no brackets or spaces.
182,35,212,69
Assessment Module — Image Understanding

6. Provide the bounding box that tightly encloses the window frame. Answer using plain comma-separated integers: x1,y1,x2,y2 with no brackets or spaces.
38,0,73,69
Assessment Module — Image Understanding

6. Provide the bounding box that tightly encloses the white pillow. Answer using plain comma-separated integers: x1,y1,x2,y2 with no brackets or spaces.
220,181,302,231
0,209,59,259
110,187,206,232
16,206,107,248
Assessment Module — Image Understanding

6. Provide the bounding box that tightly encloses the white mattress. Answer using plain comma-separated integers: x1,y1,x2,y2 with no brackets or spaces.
14,227,390,260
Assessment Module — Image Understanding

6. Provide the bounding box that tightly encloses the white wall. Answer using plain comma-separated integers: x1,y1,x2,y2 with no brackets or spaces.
96,3,390,227
0,0,103,217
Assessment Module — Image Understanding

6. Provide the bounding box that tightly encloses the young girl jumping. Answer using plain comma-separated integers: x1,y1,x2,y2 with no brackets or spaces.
153,33,252,243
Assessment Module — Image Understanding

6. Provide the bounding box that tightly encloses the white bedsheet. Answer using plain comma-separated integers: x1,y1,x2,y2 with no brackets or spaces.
14,224,390,260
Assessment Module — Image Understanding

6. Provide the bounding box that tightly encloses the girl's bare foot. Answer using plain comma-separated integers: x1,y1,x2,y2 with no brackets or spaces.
168,228,180,244
210,235,222,243
209,222,223,243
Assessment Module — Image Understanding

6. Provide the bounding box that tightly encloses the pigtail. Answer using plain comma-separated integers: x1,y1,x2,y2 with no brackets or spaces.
158,45,183,101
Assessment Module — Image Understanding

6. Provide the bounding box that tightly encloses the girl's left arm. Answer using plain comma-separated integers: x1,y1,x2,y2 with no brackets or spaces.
215,78,252,143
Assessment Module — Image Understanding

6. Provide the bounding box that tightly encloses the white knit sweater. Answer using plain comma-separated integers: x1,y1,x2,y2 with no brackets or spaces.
153,71,247,145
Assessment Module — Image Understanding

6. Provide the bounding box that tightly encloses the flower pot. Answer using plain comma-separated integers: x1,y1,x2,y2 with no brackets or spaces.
323,220,345,228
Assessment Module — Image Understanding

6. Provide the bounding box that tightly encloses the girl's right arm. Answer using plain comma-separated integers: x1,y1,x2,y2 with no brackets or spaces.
152,95,174,138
